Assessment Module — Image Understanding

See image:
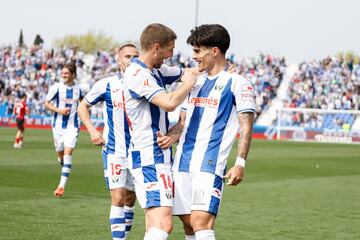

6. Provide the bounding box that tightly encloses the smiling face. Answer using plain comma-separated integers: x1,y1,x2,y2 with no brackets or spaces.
192,46,216,73
153,40,175,68
61,67,75,85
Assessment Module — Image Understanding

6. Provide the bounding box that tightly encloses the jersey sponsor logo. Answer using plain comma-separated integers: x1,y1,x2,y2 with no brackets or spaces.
112,88,121,93
112,100,124,108
143,79,152,87
240,85,255,101
188,97,219,108
60,98,78,104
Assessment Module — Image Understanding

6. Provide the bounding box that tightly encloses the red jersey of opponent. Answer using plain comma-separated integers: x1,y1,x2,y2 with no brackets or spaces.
14,100,28,120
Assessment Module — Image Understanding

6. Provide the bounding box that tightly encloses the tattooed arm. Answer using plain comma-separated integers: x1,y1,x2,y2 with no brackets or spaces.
224,112,255,186
157,111,186,149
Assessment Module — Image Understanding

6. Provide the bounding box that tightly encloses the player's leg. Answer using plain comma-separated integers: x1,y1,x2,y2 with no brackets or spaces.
54,130,78,197
189,172,224,240
14,119,23,148
105,153,128,240
124,169,136,237
53,128,64,165
131,164,173,240
173,171,195,240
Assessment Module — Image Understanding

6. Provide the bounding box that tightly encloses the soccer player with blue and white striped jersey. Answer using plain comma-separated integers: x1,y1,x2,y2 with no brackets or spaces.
123,23,198,240
78,44,139,240
45,63,83,198
157,24,256,240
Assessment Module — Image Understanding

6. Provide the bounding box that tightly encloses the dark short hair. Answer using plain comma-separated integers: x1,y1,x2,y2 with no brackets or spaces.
119,43,137,52
63,63,77,76
187,24,230,54
140,23,177,51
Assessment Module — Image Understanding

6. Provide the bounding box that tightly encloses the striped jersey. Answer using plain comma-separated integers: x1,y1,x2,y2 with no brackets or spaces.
123,58,183,169
46,82,83,130
172,71,256,177
84,73,130,158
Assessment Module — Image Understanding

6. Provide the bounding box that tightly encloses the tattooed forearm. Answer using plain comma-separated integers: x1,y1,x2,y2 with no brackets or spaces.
168,121,184,136
238,112,255,159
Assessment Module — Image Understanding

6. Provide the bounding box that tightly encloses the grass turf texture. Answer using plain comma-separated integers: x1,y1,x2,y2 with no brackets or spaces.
0,127,359,240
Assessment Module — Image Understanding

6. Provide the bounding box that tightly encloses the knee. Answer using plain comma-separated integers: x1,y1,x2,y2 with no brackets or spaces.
111,193,124,206
124,191,136,206
190,218,212,232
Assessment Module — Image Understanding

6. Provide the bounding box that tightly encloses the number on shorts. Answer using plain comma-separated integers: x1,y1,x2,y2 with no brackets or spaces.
110,163,121,176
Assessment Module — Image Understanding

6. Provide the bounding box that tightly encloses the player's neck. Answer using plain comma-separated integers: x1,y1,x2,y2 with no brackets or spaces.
138,53,154,70
207,58,227,77
63,81,75,87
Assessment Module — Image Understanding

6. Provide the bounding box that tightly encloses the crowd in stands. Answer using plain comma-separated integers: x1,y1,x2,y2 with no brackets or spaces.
282,56,360,130
0,44,286,121
285,56,360,110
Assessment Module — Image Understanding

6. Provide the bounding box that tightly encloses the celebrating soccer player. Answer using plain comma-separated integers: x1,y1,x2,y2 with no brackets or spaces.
157,24,256,240
123,23,198,240
77,44,139,240
45,63,83,197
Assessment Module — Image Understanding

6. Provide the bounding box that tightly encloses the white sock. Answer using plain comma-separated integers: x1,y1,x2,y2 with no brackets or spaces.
143,232,148,240
195,230,215,240
124,205,135,236
110,205,126,240
185,235,196,240
146,227,168,240
59,155,72,188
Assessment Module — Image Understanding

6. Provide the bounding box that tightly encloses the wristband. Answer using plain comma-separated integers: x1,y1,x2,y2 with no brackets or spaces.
235,156,246,168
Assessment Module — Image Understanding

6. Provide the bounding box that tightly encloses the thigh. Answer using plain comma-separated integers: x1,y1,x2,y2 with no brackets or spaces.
63,130,79,149
52,128,64,152
190,172,224,216
130,164,173,209
173,171,192,215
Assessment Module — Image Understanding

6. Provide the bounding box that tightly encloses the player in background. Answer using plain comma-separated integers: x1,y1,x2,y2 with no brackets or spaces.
45,63,83,198
13,93,29,148
77,44,139,240
123,23,198,240
157,24,256,240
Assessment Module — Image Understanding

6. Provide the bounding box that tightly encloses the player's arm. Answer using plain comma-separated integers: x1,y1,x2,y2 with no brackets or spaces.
77,100,105,146
157,111,186,149
44,100,70,115
151,69,197,112
225,112,255,186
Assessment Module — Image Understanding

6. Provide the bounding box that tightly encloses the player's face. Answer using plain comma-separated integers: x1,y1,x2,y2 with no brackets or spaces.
61,67,75,84
154,40,175,68
192,46,216,72
117,46,139,72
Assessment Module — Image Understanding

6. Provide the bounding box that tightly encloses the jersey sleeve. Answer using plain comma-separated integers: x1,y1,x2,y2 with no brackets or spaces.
126,69,165,102
232,74,256,114
157,64,183,85
45,84,59,102
84,80,107,105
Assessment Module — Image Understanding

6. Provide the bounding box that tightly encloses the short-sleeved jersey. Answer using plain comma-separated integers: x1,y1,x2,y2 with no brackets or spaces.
84,73,130,158
14,100,27,120
172,71,256,177
123,58,183,169
46,82,83,130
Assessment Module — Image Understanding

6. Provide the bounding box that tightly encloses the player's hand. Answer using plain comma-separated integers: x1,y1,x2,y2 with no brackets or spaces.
58,107,71,115
181,68,199,87
156,131,173,149
90,129,105,146
224,165,244,186
225,64,237,73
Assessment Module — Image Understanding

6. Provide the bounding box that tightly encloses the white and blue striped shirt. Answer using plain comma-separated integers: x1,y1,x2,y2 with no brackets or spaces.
46,82,83,130
84,74,130,158
172,71,256,177
123,58,182,169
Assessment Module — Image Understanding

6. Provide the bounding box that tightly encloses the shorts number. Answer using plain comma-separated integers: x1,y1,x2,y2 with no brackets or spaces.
110,163,121,176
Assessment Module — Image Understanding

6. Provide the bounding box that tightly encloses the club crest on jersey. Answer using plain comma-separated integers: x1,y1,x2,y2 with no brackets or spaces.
112,176,119,183
214,84,224,91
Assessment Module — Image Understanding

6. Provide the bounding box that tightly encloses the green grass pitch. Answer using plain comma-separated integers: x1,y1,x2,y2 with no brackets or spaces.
0,128,359,239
